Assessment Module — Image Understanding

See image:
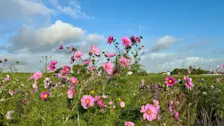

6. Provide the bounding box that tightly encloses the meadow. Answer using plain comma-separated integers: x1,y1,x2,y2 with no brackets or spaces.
0,36,224,126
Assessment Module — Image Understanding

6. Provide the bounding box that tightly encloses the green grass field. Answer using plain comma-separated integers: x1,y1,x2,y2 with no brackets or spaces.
1,72,224,126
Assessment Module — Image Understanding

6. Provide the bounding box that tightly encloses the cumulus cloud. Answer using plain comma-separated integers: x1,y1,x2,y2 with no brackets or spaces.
147,35,180,53
8,20,104,53
0,0,53,20
50,0,94,19
140,53,224,73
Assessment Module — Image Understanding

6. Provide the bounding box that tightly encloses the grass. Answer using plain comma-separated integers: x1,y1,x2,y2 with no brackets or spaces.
0,72,224,126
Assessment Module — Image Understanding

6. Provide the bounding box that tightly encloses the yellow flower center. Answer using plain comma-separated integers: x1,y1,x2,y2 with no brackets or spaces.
86,99,90,104
169,80,172,83
44,94,48,98
124,40,127,43
51,64,54,67
106,65,110,69
128,124,131,126
117,98,121,101
147,109,151,114
72,80,76,84
66,68,69,72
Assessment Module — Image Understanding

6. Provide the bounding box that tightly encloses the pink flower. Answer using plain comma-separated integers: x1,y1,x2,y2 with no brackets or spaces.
165,76,176,86
168,100,173,112
81,95,95,109
174,110,179,121
222,64,224,69
136,37,141,43
90,46,99,55
32,81,38,92
121,37,131,47
140,104,158,121
124,121,134,126
97,99,105,108
74,51,83,60
31,72,43,81
101,95,108,99
3,75,10,83
70,77,78,85
40,91,50,101
48,61,57,71
69,46,75,52
120,101,125,108
153,99,160,110
94,96,101,101
105,52,116,59
63,65,70,74
82,60,91,65
107,36,114,44
58,44,63,50
184,76,193,90
9,89,14,96
88,66,95,71
119,57,130,68
67,89,75,99
103,62,114,75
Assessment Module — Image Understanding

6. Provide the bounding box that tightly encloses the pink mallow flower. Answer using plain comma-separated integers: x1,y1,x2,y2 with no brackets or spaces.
136,37,141,43
168,100,174,112
119,57,130,68
105,52,116,59
140,104,158,121
120,101,125,108
121,37,131,47
40,91,50,101
88,66,95,71
81,95,95,109
82,60,91,65
174,110,179,121
74,51,83,60
96,99,105,108
184,76,193,90
67,89,75,99
48,61,57,71
58,44,63,50
103,62,114,75
70,77,79,85
165,76,176,86
9,89,14,96
90,46,100,55
31,72,43,81
124,121,135,126
63,65,71,74
107,36,114,44
153,99,160,110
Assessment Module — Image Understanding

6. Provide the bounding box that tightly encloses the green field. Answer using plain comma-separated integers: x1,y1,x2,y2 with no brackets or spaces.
1,73,224,126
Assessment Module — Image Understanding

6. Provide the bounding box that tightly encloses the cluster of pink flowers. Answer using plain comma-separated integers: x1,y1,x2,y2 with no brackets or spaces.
184,76,193,90
119,57,130,68
124,121,134,126
168,100,179,121
140,99,160,121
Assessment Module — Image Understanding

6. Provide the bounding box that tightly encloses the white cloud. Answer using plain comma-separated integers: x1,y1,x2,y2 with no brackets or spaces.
50,0,94,19
0,0,53,20
146,35,180,53
140,53,224,73
8,20,86,53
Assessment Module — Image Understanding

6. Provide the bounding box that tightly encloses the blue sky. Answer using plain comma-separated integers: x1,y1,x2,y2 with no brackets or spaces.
0,0,224,72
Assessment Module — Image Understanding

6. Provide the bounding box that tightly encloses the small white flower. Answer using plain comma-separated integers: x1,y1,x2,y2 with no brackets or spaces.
211,85,214,89
127,71,133,75
0,98,5,102
202,92,207,95
6,110,14,120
